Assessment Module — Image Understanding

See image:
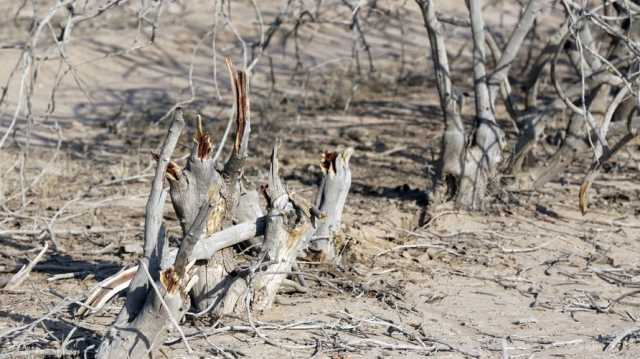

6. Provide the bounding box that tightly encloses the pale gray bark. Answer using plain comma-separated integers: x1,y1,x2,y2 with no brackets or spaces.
231,182,264,253
416,0,465,201
308,148,353,262
250,145,315,311
80,217,267,318
487,1,546,104
96,205,209,359
189,60,253,312
97,59,260,356
454,0,505,209
417,0,542,209
97,110,185,356
190,145,316,316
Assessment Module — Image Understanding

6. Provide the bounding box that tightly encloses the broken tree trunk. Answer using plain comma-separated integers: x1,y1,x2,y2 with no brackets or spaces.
97,58,262,355
251,145,316,311
187,59,254,313
198,144,316,316
96,110,186,358
308,148,353,262
96,204,209,359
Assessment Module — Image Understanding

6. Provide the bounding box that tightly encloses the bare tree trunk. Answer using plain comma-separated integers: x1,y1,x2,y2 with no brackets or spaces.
416,0,465,203
417,0,545,209
308,148,353,262
96,205,209,359
97,110,187,358
205,145,317,315
455,0,504,209
183,60,253,313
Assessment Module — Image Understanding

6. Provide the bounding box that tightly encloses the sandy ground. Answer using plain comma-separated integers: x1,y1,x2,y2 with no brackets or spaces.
1,0,640,358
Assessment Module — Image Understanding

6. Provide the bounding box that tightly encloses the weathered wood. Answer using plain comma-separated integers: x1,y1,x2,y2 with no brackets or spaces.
188,145,316,317
308,148,353,262
417,0,542,209
82,218,267,317
416,0,465,202
189,59,253,312
125,110,185,321
97,109,184,357
249,144,315,312
96,207,209,359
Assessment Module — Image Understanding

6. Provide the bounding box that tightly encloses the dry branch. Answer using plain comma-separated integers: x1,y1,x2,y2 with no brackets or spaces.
114,109,184,325
80,217,267,316
1,242,48,291
579,129,639,214
97,109,186,358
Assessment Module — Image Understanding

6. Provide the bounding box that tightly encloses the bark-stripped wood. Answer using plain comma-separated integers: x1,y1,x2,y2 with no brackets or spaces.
96,205,209,359
187,59,254,312
206,145,316,315
96,110,184,357
308,148,353,262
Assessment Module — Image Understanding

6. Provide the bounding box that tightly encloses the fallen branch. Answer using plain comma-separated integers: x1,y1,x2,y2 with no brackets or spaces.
604,325,640,352
1,242,48,291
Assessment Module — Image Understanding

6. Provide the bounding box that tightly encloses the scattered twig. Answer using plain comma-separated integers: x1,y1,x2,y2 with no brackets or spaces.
2,242,48,290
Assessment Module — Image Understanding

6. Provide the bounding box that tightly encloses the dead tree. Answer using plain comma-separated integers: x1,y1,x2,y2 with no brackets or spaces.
509,1,640,211
93,57,354,356
416,0,546,209
308,149,353,262
96,109,191,358
418,0,639,213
